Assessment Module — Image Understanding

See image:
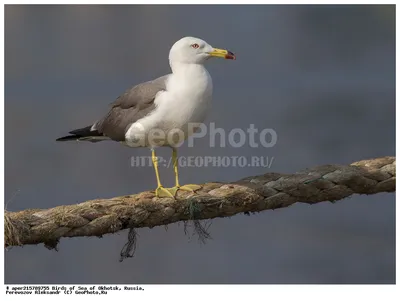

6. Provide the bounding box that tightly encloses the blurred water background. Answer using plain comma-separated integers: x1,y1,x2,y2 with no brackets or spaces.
4,5,395,283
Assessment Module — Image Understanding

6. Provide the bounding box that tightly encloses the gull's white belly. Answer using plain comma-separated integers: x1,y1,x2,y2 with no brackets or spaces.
125,94,211,148
158,93,210,137
125,66,213,148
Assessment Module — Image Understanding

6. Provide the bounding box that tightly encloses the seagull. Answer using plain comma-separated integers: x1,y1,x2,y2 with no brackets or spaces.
56,36,235,198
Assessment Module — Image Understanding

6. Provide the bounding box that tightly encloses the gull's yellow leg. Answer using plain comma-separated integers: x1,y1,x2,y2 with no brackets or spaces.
173,146,181,187
166,148,201,196
151,149,174,198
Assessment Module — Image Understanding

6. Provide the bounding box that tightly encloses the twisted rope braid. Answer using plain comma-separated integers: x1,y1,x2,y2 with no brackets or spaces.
5,156,395,253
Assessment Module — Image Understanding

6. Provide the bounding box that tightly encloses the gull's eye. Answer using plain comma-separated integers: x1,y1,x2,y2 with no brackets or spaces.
191,43,200,49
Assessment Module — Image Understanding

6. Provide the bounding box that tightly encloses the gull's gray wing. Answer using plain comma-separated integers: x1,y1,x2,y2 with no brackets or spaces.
94,74,169,141
57,75,170,143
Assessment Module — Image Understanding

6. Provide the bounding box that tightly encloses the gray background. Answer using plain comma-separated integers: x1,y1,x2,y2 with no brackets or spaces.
5,5,395,284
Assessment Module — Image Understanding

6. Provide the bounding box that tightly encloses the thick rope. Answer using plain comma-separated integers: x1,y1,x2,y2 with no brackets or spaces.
4,157,395,253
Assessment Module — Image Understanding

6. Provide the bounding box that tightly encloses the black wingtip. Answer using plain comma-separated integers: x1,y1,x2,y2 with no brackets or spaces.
56,135,79,142
56,125,99,142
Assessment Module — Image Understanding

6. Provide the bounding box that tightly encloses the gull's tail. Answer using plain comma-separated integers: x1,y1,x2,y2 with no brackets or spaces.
56,126,108,143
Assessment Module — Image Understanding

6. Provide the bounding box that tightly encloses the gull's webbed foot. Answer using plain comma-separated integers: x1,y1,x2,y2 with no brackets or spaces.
178,184,202,192
166,184,202,197
155,186,175,198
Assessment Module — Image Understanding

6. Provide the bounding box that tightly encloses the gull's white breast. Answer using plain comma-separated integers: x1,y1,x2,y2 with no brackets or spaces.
125,64,213,147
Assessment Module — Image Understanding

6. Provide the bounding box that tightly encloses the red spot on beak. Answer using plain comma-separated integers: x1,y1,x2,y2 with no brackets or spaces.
225,51,236,60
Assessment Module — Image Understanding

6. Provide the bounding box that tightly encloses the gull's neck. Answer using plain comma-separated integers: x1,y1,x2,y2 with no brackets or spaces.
167,61,213,99
170,61,208,77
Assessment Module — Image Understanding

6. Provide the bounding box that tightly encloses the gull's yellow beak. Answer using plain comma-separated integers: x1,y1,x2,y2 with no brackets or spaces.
208,48,236,60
